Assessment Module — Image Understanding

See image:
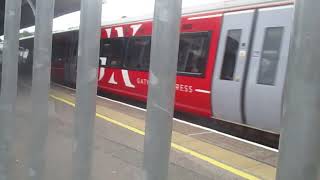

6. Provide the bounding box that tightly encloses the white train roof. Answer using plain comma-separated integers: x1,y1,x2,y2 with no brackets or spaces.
0,0,292,41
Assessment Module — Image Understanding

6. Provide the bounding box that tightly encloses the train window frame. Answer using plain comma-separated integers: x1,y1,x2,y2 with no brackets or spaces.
99,37,127,68
176,31,211,78
256,27,284,86
123,35,151,71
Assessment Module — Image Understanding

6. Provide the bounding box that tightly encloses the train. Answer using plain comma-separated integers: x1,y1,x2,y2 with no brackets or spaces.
18,0,294,133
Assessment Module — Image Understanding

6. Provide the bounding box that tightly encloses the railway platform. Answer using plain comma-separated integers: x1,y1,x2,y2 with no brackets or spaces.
13,82,278,180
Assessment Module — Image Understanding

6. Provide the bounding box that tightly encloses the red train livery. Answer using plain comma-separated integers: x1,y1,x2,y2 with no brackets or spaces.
20,0,294,133
98,15,221,117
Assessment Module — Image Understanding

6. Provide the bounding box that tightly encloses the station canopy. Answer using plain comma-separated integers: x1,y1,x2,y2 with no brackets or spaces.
0,0,81,35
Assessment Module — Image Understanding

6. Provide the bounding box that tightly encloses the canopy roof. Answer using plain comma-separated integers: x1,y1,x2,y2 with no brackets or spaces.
0,0,80,35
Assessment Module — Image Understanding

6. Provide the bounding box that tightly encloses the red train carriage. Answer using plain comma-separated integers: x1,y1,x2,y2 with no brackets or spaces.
96,0,294,133
98,15,221,117
20,0,294,133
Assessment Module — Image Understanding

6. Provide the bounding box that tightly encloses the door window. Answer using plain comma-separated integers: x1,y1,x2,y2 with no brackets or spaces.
257,27,284,86
220,29,242,81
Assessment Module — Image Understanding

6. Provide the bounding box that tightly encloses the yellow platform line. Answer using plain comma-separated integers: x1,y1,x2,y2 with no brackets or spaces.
50,94,260,180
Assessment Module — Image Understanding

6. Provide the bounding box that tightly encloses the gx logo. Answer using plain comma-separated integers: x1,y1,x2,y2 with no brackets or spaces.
99,57,135,88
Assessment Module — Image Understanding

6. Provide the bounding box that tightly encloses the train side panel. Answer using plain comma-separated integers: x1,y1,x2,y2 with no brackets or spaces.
98,14,222,117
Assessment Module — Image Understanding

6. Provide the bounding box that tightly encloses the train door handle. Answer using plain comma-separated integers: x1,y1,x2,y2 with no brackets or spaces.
239,50,247,59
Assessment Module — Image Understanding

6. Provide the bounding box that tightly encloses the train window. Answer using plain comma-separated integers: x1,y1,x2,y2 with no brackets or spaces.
124,36,151,70
100,38,126,67
220,29,242,81
257,27,284,86
51,32,78,65
19,38,34,63
52,42,67,63
177,32,210,76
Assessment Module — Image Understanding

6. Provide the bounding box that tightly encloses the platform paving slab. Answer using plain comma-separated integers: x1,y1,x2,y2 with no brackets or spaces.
11,86,243,180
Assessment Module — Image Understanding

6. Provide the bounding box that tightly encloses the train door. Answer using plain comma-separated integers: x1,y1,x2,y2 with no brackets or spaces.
245,6,293,132
211,10,254,123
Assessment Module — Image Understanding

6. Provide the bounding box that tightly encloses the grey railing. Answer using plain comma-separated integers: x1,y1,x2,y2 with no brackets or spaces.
0,0,320,180
0,0,182,179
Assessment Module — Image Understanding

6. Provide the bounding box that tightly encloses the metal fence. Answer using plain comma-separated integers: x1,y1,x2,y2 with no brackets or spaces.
0,0,181,179
0,0,319,180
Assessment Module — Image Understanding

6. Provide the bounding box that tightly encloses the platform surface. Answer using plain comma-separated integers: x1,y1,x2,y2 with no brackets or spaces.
12,82,278,180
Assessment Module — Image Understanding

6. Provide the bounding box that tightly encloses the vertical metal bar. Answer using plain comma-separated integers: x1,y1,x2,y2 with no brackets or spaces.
276,0,320,179
26,0,55,179
143,0,182,179
72,0,102,179
0,0,22,179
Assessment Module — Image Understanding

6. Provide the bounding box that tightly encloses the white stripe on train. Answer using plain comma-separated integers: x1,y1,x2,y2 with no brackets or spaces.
121,70,136,88
195,89,211,94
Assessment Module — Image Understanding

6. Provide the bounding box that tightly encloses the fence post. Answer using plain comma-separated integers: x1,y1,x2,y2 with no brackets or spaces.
276,0,320,179
143,0,182,179
72,0,102,179
26,0,55,179
0,0,22,179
